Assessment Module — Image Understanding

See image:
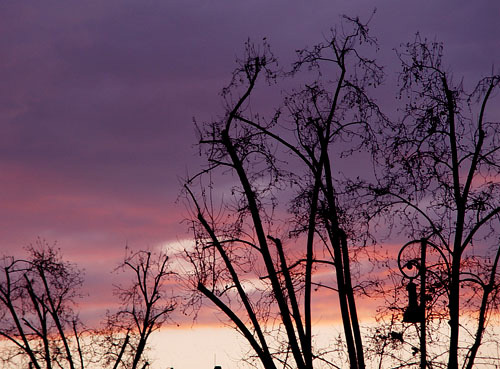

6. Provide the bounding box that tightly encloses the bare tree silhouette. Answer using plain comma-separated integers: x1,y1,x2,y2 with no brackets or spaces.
0,240,89,369
0,242,175,369
183,15,384,369
102,249,175,369
363,35,500,369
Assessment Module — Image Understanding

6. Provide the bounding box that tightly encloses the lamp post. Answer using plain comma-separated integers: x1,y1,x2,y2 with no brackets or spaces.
398,238,449,369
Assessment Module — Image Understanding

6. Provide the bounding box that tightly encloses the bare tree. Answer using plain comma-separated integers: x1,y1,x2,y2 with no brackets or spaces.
366,35,500,369
0,239,89,369
0,242,175,369
102,249,175,369
183,15,384,369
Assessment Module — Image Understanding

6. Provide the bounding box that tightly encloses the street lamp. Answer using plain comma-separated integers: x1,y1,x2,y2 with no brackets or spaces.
397,238,449,369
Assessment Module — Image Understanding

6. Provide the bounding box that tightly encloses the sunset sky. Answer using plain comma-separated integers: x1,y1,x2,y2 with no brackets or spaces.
1,1,499,368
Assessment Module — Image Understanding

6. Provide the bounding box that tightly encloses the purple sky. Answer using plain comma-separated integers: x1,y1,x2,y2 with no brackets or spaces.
1,0,499,330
